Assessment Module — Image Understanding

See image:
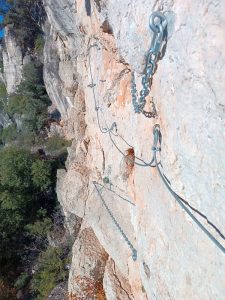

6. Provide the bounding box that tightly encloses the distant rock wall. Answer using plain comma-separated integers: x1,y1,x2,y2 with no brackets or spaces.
2,26,23,94
44,0,225,299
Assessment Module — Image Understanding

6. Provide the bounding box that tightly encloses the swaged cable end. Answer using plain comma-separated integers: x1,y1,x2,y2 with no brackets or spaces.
132,249,138,261
152,124,161,152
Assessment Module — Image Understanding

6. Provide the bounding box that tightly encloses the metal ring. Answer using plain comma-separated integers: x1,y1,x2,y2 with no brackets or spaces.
149,11,167,33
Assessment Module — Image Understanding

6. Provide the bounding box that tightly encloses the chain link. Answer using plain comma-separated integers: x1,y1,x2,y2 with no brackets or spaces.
93,181,137,261
131,12,167,118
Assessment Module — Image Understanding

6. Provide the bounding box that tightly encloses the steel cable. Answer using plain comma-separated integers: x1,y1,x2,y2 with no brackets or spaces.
152,126,225,254
87,32,225,256
87,45,155,167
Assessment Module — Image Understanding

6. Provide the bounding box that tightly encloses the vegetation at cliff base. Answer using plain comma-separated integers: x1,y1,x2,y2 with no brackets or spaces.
0,147,59,292
31,247,69,300
0,1,73,299
0,79,71,299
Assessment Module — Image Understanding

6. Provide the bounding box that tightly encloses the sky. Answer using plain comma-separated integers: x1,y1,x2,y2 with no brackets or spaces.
0,15,4,38
0,0,10,38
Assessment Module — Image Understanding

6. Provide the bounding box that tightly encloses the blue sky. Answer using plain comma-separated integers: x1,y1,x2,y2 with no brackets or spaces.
0,15,4,38
0,0,10,38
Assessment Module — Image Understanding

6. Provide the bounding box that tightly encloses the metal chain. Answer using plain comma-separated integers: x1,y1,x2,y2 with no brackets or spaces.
131,11,167,118
93,181,138,261
87,44,156,167
87,21,225,257
95,181,136,206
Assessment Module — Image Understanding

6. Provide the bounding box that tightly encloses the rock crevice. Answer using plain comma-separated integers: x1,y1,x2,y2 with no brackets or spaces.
43,0,225,299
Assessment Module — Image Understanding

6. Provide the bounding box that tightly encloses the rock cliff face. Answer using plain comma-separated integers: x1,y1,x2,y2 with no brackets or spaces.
43,0,225,299
2,26,23,94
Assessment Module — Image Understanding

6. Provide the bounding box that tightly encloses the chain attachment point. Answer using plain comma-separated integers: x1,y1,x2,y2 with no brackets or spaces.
149,11,167,33
131,11,167,118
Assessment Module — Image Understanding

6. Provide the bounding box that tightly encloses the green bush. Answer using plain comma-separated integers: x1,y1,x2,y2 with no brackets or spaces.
0,124,18,144
32,247,68,299
0,82,8,111
16,62,50,133
19,62,50,101
0,82,7,97
35,34,45,54
3,0,44,50
0,191,31,212
0,205,25,276
0,147,58,281
0,147,34,190
4,62,51,133
31,160,53,191
20,62,42,93
14,272,29,290
7,94,26,116
0,3,70,293
16,131,40,148
46,136,72,153
26,218,52,238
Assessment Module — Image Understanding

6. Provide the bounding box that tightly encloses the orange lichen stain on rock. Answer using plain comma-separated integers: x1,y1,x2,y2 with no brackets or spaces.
68,276,106,300
117,76,131,107
102,49,116,78
121,148,135,181
102,49,124,81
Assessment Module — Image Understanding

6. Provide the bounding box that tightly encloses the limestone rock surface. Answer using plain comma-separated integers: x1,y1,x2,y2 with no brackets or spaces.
103,258,135,300
3,26,23,94
68,226,108,299
43,0,225,299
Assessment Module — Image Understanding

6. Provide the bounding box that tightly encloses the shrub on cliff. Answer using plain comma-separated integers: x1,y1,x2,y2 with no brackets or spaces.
6,94,25,116
0,123,17,144
0,147,58,280
0,82,8,112
31,246,68,299
19,62,46,96
14,272,30,290
32,160,53,191
46,135,72,154
0,82,7,98
2,0,45,50
35,34,45,55
4,61,50,134
0,147,34,190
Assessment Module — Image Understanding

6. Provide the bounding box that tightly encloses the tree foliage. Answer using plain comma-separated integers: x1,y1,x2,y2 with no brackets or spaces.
0,147,34,189
0,145,69,295
32,247,68,299
46,135,72,154
0,124,17,144
0,147,57,281
0,2,70,296
32,160,52,191
35,34,45,54
2,0,45,50
2,61,51,139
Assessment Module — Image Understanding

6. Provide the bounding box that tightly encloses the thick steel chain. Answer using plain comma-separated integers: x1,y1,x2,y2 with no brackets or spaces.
131,11,167,118
93,181,137,261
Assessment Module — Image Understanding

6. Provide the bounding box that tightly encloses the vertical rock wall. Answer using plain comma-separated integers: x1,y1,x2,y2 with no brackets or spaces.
2,26,23,94
44,0,225,299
